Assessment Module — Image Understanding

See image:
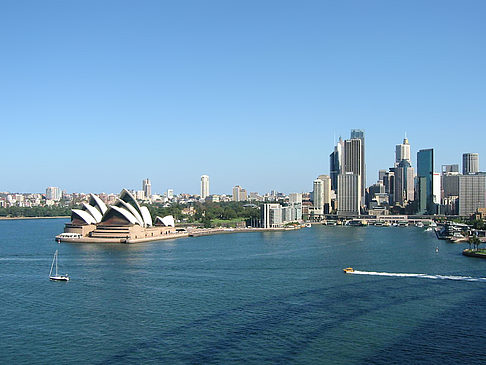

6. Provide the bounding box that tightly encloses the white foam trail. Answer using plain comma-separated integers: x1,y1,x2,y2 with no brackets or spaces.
350,270,486,283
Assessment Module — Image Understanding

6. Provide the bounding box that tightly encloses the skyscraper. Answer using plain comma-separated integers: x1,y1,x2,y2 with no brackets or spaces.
142,178,151,199
417,149,434,214
458,174,486,216
344,137,363,205
201,175,210,199
337,173,361,216
312,179,324,214
395,137,411,165
329,137,344,191
393,160,414,206
463,153,479,175
350,129,366,201
392,137,414,207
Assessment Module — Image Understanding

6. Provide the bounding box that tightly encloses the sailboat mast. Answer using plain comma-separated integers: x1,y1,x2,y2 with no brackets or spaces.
49,250,56,277
55,250,58,276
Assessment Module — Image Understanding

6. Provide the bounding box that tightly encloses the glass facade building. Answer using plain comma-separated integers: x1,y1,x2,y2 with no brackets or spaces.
417,149,434,214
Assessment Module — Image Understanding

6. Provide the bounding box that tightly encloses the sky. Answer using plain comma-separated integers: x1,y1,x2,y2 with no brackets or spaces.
1,0,485,195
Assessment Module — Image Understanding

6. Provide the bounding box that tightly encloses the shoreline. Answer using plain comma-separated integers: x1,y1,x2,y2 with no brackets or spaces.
56,226,302,244
0,216,69,220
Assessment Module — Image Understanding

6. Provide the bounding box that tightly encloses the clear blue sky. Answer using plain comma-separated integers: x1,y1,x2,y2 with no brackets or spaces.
1,0,485,195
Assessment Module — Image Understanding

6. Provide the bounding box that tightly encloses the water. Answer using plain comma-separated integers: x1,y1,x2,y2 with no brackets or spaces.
1,219,486,364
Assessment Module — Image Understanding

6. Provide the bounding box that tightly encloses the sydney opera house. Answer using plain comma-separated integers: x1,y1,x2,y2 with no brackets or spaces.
57,189,182,243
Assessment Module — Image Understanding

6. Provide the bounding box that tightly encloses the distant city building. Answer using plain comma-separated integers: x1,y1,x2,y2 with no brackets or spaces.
463,153,479,175
442,164,459,174
288,193,303,221
393,160,414,206
167,189,174,200
142,178,151,199
458,174,486,216
135,190,145,200
395,137,411,165
330,137,344,191
417,149,435,214
46,187,62,201
261,203,282,228
201,175,210,199
433,172,441,205
350,129,366,202
378,169,387,183
337,173,361,216
232,185,247,201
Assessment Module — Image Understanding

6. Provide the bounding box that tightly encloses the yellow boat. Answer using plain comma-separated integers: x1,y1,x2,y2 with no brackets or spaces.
343,267,354,273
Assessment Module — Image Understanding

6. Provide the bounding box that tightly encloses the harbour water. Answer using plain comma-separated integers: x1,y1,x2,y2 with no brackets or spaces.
1,219,486,364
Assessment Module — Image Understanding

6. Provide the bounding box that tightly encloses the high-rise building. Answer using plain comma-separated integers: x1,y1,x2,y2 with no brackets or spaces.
329,137,344,191
393,160,414,206
261,203,283,228
378,169,387,183
337,173,361,216
232,185,247,201
417,149,434,214
458,174,486,216
46,187,62,201
442,164,459,174
288,193,303,221
142,178,151,199
350,129,366,201
395,137,411,165
463,153,479,175
313,179,324,214
201,175,210,199
433,172,441,205
167,189,174,200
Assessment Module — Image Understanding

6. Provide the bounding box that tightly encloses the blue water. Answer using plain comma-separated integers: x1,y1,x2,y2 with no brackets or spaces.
1,219,486,364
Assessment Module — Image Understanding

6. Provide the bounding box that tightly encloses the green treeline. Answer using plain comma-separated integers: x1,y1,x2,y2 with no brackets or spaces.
0,205,72,218
0,201,262,227
146,201,261,227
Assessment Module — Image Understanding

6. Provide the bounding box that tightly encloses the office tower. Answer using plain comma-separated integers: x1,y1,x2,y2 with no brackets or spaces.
329,137,344,191
378,169,387,183
350,129,366,200
433,172,441,205
312,178,324,214
393,160,415,206
288,193,303,221
337,173,361,216
232,185,247,201
442,164,459,174
317,175,332,213
463,153,479,175
395,137,411,165
46,187,61,201
261,203,283,228
201,175,210,199
142,178,151,199
383,170,395,205
343,138,363,206
458,174,486,216
417,149,434,214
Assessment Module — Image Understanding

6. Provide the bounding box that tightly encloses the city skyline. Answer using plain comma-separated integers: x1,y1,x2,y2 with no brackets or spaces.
1,1,486,194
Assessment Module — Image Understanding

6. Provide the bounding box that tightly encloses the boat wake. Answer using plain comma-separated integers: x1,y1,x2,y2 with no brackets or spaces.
350,270,486,283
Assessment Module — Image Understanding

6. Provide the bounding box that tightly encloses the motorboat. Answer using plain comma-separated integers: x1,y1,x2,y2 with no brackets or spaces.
343,267,354,273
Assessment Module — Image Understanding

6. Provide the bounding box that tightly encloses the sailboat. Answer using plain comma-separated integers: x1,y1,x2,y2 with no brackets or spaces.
49,250,69,281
